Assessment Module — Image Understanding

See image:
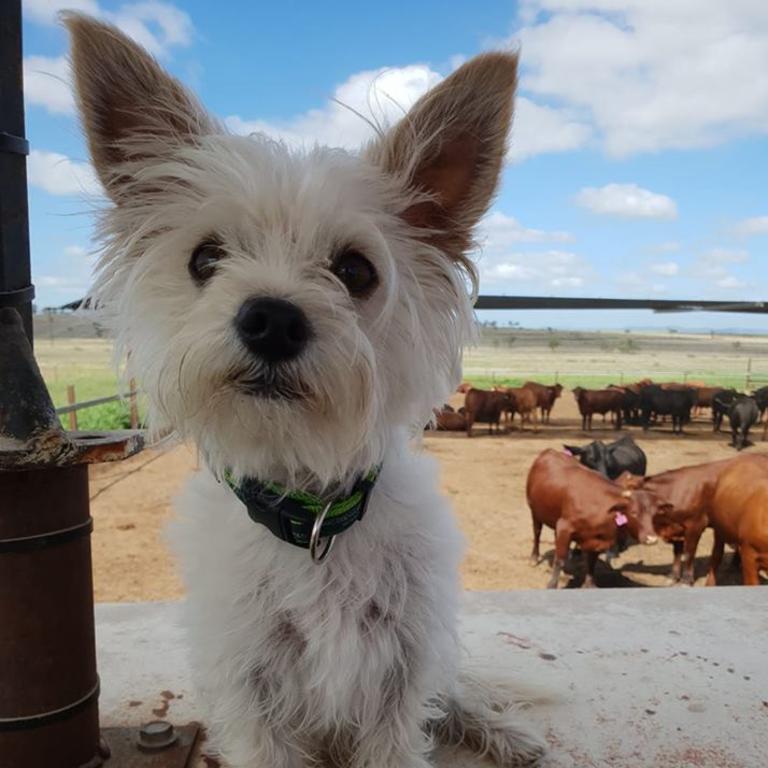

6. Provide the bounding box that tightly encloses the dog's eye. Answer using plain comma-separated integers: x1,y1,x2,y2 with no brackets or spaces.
189,241,226,284
331,249,378,298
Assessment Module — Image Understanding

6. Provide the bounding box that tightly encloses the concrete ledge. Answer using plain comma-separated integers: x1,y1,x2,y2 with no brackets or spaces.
96,589,767,767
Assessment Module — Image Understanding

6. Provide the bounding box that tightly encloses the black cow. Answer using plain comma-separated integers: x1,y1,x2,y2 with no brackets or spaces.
751,386,768,418
713,389,740,432
564,435,647,479
640,385,695,434
729,396,759,451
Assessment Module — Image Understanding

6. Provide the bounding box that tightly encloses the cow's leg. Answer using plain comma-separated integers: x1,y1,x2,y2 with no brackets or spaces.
582,551,599,588
671,541,684,582
548,521,571,589
739,544,761,586
706,530,725,586
530,518,543,565
682,525,705,585
465,414,474,438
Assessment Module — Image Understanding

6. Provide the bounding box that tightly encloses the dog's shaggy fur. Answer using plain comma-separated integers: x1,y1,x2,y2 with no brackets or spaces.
65,13,546,767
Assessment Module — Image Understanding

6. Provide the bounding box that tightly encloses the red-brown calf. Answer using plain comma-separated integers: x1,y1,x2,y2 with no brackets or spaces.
526,450,664,588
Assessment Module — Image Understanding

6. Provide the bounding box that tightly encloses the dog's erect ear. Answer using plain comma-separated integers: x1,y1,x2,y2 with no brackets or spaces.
63,13,213,200
368,52,518,265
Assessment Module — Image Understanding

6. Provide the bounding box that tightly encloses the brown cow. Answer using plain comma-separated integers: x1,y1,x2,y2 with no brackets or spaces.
463,388,512,437
527,450,664,588
572,387,624,430
706,456,768,585
504,386,539,431
693,386,724,417
456,382,473,393
524,381,563,423
618,456,743,584
431,407,467,431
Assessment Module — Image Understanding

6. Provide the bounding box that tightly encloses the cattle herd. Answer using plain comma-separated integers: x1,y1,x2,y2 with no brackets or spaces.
433,379,768,450
527,440,768,589
428,379,768,588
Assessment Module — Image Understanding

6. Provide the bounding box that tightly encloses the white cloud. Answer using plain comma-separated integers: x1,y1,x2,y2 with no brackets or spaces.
715,275,747,289
474,210,587,291
480,211,573,246
693,247,750,291
64,245,89,258
24,1,192,57
24,2,193,115
733,215,768,236
574,183,677,219
24,0,100,23
480,248,588,290
702,247,749,265
228,65,442,151
508,97,591,161
230,65,591,163
653,241,681,253
649,261,679,276
105,2,193,57
24,56,73,115
513,1,768,156
27,150,101,197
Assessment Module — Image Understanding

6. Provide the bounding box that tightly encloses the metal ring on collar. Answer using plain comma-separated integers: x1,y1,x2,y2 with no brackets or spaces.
309,501,335,564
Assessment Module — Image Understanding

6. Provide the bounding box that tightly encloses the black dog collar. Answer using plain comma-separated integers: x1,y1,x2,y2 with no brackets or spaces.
224,466,380,562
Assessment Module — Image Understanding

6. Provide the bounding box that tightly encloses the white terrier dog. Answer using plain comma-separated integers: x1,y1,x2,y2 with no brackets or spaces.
66,14,546,768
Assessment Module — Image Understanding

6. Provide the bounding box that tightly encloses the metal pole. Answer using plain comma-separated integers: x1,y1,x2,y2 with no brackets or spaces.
0,0,34,343
0,4,142,766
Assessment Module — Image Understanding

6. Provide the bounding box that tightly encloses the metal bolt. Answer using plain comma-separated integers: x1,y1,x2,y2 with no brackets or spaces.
137,720,178,751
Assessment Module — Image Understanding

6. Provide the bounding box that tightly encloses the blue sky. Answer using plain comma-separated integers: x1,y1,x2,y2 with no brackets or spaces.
20,0,768,330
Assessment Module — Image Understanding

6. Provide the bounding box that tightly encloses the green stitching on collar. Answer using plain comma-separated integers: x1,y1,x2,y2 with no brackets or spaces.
224,465,380,519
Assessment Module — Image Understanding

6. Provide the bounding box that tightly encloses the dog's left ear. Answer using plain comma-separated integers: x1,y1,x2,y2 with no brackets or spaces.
368,53,518,265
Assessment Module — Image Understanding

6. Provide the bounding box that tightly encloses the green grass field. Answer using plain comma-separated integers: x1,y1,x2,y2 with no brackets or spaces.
36,338,138,430
32,326,768,430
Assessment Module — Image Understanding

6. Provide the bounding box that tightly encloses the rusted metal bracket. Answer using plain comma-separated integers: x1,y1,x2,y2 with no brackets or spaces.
100,723,201,767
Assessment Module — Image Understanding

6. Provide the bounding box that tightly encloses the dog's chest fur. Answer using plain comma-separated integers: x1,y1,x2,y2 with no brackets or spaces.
170,431,465,741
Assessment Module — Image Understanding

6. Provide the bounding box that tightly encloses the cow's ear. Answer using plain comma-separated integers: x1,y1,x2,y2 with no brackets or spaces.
367,52,518,272
64,13,214,200
563,444,582,456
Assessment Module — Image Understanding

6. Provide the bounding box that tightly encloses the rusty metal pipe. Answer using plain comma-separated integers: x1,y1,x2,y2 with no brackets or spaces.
0,466,102,768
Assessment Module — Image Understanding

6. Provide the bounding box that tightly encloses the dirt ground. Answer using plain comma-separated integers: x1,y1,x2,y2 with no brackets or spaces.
89,392,768,602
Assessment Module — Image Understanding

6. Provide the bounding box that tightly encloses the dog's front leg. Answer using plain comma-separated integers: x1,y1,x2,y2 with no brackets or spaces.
351,708,434,768
209,718,310,768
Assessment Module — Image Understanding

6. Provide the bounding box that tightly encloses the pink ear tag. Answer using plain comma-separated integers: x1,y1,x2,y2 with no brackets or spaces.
615,511,629,527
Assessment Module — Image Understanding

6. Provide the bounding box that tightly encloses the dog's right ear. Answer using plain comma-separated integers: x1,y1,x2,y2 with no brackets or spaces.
63,13,213,201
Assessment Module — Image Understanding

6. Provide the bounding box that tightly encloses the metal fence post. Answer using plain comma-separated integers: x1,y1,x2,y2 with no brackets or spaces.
0,5,144,766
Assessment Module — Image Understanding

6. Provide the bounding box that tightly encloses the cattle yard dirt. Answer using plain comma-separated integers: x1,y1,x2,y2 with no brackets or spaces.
88,392,768,602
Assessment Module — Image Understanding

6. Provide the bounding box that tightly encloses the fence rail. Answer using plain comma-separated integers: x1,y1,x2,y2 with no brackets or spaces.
55,379,140,430
462,369,768,389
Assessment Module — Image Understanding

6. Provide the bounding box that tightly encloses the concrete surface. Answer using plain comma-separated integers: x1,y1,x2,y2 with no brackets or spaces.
96,588,768,767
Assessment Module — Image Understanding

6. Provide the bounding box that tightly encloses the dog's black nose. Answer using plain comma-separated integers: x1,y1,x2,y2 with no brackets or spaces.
235,297,311,362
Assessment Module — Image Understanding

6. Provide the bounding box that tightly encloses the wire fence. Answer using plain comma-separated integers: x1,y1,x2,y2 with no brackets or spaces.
55,378,141,430
463,369,768,390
